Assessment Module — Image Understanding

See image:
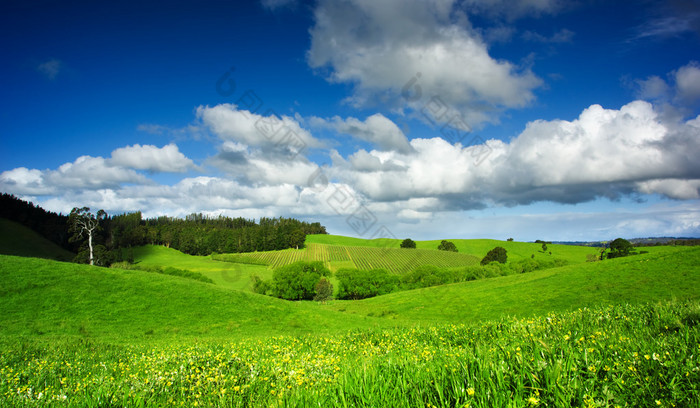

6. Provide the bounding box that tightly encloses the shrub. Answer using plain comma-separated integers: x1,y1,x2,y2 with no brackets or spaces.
607,238,634,259
400,238,416,249
271,261,331,300
314,277,333,303
481,247,507,265
336,268,399,300
401,265,458,289
251,275,271,295
437,240,458,252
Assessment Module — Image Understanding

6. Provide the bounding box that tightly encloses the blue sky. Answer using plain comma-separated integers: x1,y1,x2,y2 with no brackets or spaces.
1,0,700,241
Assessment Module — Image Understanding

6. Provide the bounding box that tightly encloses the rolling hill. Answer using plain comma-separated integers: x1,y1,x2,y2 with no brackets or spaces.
2,245,698,345
322,246,700,323
0,255,384,344
0,218,74,261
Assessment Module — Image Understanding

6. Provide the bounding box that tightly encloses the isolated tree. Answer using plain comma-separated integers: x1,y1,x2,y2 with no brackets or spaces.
481,247,507,265
400,238,416,249
69,207,106,266
507,238,514,242
437,240,458,252
541,243,548,252
314,277,333,303
608,238,633,259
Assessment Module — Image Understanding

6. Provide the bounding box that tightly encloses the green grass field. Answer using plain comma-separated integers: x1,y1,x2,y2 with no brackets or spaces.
0,218,74,261
307,234,601,263
0,255,382,343
1,222,699,407
132,245,271,291
322,246,700,324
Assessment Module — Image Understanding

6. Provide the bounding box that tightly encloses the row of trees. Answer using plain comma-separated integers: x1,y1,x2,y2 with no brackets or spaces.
1,195,327,266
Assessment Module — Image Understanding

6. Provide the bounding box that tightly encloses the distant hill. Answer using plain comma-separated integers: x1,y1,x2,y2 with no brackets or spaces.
305,234,600,264
553,237,700,246
324,245,700,324
0,254,379,342
0,218,74,261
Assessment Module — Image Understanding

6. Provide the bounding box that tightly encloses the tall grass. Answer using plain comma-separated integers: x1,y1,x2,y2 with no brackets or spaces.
2,300,698,407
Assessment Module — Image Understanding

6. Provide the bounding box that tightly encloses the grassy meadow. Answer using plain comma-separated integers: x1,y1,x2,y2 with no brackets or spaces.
1,222,699,407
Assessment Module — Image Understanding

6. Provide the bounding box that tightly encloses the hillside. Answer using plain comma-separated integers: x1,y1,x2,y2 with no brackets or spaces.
2,245,698,345
322,246,700,323
306,234,600,263
214,242,481,274
0,255,383,344
0,218,74,261
132,245,271,291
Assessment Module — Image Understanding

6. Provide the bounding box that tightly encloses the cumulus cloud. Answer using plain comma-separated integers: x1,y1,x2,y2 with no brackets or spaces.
0,156,148,196
674,61,700,104
110,144,195,173
323,100,700,209
197,104,322,154
307,0,541,123
309,113,414,153
632,61,700,109
0,143,197,197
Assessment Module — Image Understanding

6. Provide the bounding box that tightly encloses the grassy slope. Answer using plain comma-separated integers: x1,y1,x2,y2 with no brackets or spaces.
306,234,600,264
133,245,272,291
2,245,698,346
0,218,74,261
0,255,383,344
322,246,700,324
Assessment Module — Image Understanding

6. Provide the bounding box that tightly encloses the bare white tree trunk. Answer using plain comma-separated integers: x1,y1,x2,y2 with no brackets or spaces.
88,229,94,266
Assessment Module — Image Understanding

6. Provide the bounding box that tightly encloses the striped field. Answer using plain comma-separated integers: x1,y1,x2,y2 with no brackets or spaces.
213,243,480,274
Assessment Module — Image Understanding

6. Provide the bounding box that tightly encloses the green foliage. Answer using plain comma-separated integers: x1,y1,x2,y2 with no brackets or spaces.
336,268,400,299
608,237,634,259
437,240,458,252
400,238,416,248
111,262,215,284
314,277,333,303
542,242,548,252
251,275,271,295
1,301,698,407
481,246,507,265
271,261,331,300
401,265,459,289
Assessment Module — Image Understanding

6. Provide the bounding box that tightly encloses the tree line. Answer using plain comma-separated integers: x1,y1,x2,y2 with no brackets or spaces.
0,194,327,265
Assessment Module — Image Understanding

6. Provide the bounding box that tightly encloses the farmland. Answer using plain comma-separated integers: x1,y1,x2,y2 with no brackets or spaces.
213,243,481,274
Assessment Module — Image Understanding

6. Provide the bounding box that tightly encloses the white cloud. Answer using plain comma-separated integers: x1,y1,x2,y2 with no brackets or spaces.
324,100,700,208
0,143,198,197
110,144,195,173
310,113,414,153
197,104,322,154
674,61,700,104
36,58,62,80
634,75,671,101
307,0,541,123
